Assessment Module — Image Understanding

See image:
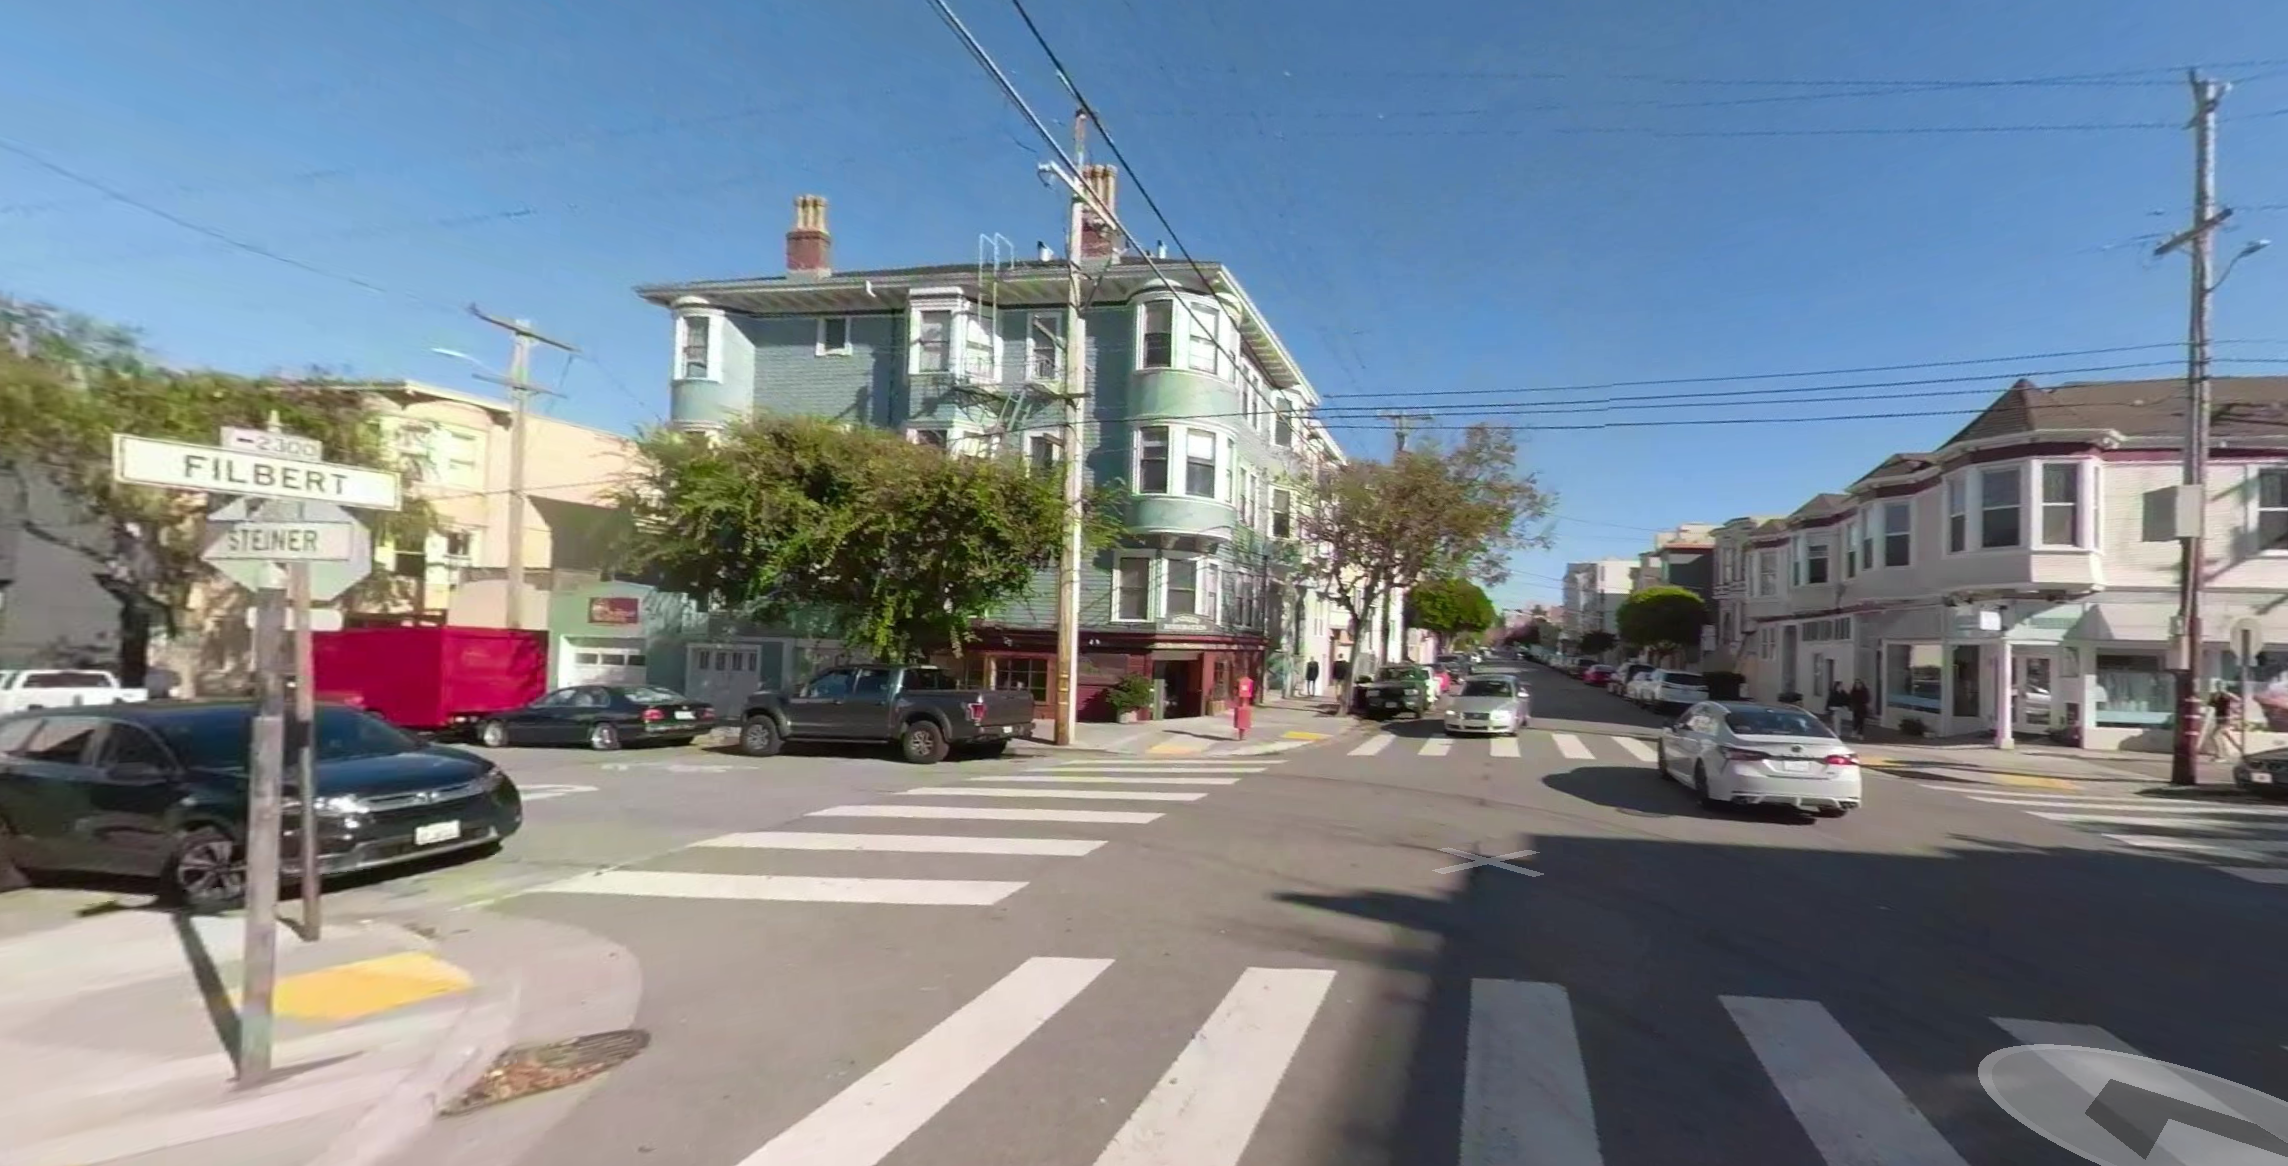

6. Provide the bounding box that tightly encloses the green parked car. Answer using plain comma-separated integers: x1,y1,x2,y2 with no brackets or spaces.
1357,665,1433,720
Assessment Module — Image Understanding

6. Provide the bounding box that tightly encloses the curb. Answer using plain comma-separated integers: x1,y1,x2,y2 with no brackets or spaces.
308,956,525,1166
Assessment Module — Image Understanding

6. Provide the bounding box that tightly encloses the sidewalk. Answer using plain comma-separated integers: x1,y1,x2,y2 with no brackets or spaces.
0,907,525,1166
1022,696,1360,757
1843,723,2239,790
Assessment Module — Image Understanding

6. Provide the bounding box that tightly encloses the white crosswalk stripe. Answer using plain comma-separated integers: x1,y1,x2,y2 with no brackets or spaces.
976,774,1241,785
1422,737,1453,757
1939,783,2288,882
723,962,2160,1166
1348,734,1395,757
1550,733,1596,760
1490,737,1521,758
894,787,1207,802
1610,737,1657,762
1338,731,1664,764
693,832,1107,856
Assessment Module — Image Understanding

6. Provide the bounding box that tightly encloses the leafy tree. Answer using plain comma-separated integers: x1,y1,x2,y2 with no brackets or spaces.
1615,585,1707,660
1406,577,1496,650
1506,624,1541,646
0,294,429,683
1578,629,1618,656
614,415,1126,662
1295,423,1551,674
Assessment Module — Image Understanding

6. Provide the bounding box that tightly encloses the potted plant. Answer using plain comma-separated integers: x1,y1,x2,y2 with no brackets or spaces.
1105,675,1156,724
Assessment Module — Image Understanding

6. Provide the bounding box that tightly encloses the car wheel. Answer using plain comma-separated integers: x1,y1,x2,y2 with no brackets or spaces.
164,826,246,914
477,720,508,749
738,716,784,757
588,723,621,752
0,817,29,892
900,721,950,765
1693,764,1722,809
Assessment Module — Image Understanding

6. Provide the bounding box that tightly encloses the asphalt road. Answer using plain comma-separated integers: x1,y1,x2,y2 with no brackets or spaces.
395,669,2288,1164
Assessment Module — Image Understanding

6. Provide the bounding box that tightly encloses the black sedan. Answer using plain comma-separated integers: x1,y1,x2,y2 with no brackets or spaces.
0,701,522,912
470,684,716,751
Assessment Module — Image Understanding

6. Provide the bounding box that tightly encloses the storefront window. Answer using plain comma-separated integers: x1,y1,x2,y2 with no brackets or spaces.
1883,644,1942,712
2091,652,2170,726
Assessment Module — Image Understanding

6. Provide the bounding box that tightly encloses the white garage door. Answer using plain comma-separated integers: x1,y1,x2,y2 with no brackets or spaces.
562,639,648,688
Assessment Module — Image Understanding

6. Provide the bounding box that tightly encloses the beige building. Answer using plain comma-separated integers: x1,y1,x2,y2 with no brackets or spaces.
356,381,637,627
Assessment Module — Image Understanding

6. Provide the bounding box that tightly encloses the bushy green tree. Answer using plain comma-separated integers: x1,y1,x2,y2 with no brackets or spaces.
1406,577,1497,647
614,415,1127,662
1578,629,1618,656
0,294,428,682
1615,585,1707,658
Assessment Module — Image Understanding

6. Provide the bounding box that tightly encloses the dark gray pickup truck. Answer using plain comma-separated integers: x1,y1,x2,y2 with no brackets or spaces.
735,664,1037,764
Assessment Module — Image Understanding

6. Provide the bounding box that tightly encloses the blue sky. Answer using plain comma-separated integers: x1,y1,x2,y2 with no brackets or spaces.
8,0,2288,614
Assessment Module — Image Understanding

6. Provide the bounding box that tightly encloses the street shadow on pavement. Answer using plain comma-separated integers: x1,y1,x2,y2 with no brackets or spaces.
1536,766,1819,824
1271,831,2288,1166
168,909,242,1065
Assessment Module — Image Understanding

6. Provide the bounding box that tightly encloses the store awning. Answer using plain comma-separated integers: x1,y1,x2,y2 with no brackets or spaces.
2070,603,2173,645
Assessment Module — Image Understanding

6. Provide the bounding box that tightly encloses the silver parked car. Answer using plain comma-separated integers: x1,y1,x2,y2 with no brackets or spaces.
1654,701,1862,817
1443,674,1530,736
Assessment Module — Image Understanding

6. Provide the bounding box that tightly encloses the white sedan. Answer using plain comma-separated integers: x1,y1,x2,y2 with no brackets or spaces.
1653,701,1861,817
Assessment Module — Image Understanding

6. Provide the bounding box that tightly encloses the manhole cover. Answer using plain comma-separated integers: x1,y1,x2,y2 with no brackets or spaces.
444,1029,651,1115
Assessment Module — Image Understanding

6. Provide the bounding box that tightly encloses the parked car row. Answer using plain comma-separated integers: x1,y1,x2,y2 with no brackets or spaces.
1558,658,1711,714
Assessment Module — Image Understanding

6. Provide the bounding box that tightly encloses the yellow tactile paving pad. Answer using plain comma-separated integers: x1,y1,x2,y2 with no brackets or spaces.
262,951,475,1022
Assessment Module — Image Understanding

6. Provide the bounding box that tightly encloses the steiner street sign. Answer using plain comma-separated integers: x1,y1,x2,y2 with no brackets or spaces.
203,520,356,562
112,433,402,511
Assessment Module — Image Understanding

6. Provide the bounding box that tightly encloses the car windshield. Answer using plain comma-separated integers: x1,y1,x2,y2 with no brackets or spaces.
1665,673,1707,687
620,686,687,704
1460,679,1515,698
1725,708,1835,738
155,706,425,770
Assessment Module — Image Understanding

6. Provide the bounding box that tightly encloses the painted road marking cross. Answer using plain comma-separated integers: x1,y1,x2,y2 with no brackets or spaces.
1435,848,1541,877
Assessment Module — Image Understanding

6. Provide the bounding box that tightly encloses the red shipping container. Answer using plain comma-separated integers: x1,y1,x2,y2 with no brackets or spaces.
312,626,549,733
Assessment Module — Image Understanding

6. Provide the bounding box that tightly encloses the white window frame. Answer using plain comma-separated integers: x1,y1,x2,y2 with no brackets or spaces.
1842,515,1860,577
1943,473,1968,554
1137,297,1176,371
909,306,955,375
1026,432,1062,476
1880,499,1912,568
1977,463,2025,550
815,316,853,356
1026,312,1064,381
2033,459,2095,550
1186,301,1221,375
905,424,983,454
675,312,721,381
905,427,950,449
1271,488,1293,540
1200,559,1222,623
1112,553,1156,622
1274,397,1295,448
2255,465,2288,556
1805,538,1831,585
1162,554,1203,618
1185,429,1221,499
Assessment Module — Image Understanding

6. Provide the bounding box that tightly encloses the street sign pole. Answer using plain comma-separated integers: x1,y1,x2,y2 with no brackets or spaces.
290,560,321,941
240,564,287,1085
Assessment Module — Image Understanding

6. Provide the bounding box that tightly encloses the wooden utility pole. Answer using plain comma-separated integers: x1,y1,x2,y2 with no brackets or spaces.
467,308,577,630
1381,411,1435,454
1051,111,1091,747
2153,74,2227,786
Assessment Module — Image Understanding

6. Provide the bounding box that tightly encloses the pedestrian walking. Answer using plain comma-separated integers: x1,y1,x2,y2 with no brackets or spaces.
2203,687,2241,759
1824,682,1850,738
1304,658,1321,698
1848,680,1872,739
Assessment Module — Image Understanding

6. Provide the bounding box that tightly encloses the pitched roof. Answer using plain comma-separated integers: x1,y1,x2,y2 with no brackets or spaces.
1941,376,2288,447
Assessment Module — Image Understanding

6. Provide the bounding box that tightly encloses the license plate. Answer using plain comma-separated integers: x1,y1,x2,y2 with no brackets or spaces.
998,724,1014,735
673,710,695,720
2256,772,2274,784
414,821,462,846
1771,760,1814,774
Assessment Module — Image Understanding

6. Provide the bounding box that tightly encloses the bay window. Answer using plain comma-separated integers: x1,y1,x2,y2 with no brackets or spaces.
1201,560,1222,622
1272,489,1293,539
1166,557,1200,617
1858,514,1874,573
1137,427,1170,494
1843,515,1860,577
1187,304,1220,373
1945,475,1967,552
1114,556,1152,621
1275,401,1294,447
679,315,713,380
1140,300,1174,369
1979,466,2022,548
2039,462,2084,547
1882,501,1911,567
1185,430,1218,497
1806,540,1830,584
914,310,951,373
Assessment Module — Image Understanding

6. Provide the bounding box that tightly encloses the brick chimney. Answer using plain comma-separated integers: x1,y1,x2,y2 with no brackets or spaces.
786,194,831,277
1077,164,1120,260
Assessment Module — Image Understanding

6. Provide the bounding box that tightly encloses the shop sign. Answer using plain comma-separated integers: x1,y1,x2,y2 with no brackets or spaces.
587,596,641,626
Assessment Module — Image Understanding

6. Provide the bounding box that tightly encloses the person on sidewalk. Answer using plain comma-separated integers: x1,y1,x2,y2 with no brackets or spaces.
1304,658,1321,698
2204,687,2242,760
1824,682,1851,738
1848,680,1872,739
